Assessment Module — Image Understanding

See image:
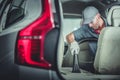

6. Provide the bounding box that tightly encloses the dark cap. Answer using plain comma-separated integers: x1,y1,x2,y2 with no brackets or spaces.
83,6,99,24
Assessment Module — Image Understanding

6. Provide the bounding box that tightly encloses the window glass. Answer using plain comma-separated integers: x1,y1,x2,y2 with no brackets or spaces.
5,0,26,28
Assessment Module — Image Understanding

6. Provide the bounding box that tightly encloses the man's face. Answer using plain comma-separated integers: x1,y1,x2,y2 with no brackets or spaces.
89,13,101,30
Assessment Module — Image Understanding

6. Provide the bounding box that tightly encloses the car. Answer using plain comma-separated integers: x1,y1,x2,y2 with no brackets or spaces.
0,0,120,80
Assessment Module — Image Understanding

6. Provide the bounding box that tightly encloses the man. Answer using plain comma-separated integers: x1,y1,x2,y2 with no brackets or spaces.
66,6,107,57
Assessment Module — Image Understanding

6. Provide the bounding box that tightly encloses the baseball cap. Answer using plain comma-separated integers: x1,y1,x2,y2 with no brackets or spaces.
83,6,99,24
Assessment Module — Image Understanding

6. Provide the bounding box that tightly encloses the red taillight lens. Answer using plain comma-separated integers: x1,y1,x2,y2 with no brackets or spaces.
16,0,54,69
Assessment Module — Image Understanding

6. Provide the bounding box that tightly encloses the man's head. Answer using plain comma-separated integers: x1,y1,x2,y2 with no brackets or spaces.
83,6,102,29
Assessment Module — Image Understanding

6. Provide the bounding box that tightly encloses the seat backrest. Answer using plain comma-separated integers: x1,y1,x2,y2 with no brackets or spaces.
95,6,120,74
62,41,93,67
107,6,120,27
94,27,120,74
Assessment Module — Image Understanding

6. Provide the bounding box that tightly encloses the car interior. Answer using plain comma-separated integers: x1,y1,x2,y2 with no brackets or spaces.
1,0,120,80
58,0,120,79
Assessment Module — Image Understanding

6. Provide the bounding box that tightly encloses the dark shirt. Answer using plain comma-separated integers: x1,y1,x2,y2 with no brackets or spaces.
73,24,99,41
73,18,107,57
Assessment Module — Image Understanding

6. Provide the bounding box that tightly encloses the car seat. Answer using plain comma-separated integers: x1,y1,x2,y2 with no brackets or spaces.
94,5,120,74
107,5,120,26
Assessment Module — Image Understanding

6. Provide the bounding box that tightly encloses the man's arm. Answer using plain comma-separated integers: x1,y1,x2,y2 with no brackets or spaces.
66,32,80,55
66,27,84,43
66,26,88,55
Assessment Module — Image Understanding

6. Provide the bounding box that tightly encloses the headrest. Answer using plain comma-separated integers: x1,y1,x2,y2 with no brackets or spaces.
107,6,120,26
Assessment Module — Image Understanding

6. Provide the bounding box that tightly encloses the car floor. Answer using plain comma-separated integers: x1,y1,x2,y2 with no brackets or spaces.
60,67,120,80
61,67,97,80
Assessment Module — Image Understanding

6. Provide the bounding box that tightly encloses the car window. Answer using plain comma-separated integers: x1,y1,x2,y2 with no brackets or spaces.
0,0,12,32
4,0,26,29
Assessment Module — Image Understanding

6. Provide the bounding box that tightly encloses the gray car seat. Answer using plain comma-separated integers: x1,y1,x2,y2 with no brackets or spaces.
94,5,120,74
62,41,93,66
62,40,95,73
107,5,120,26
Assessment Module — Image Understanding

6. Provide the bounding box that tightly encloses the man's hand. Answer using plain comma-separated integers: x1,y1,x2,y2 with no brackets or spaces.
70,41,80,55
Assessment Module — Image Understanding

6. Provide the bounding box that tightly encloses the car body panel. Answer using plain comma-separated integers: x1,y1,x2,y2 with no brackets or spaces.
0,0,62,80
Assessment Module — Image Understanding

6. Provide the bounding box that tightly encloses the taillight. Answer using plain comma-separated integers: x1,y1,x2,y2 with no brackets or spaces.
15,0,54,69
